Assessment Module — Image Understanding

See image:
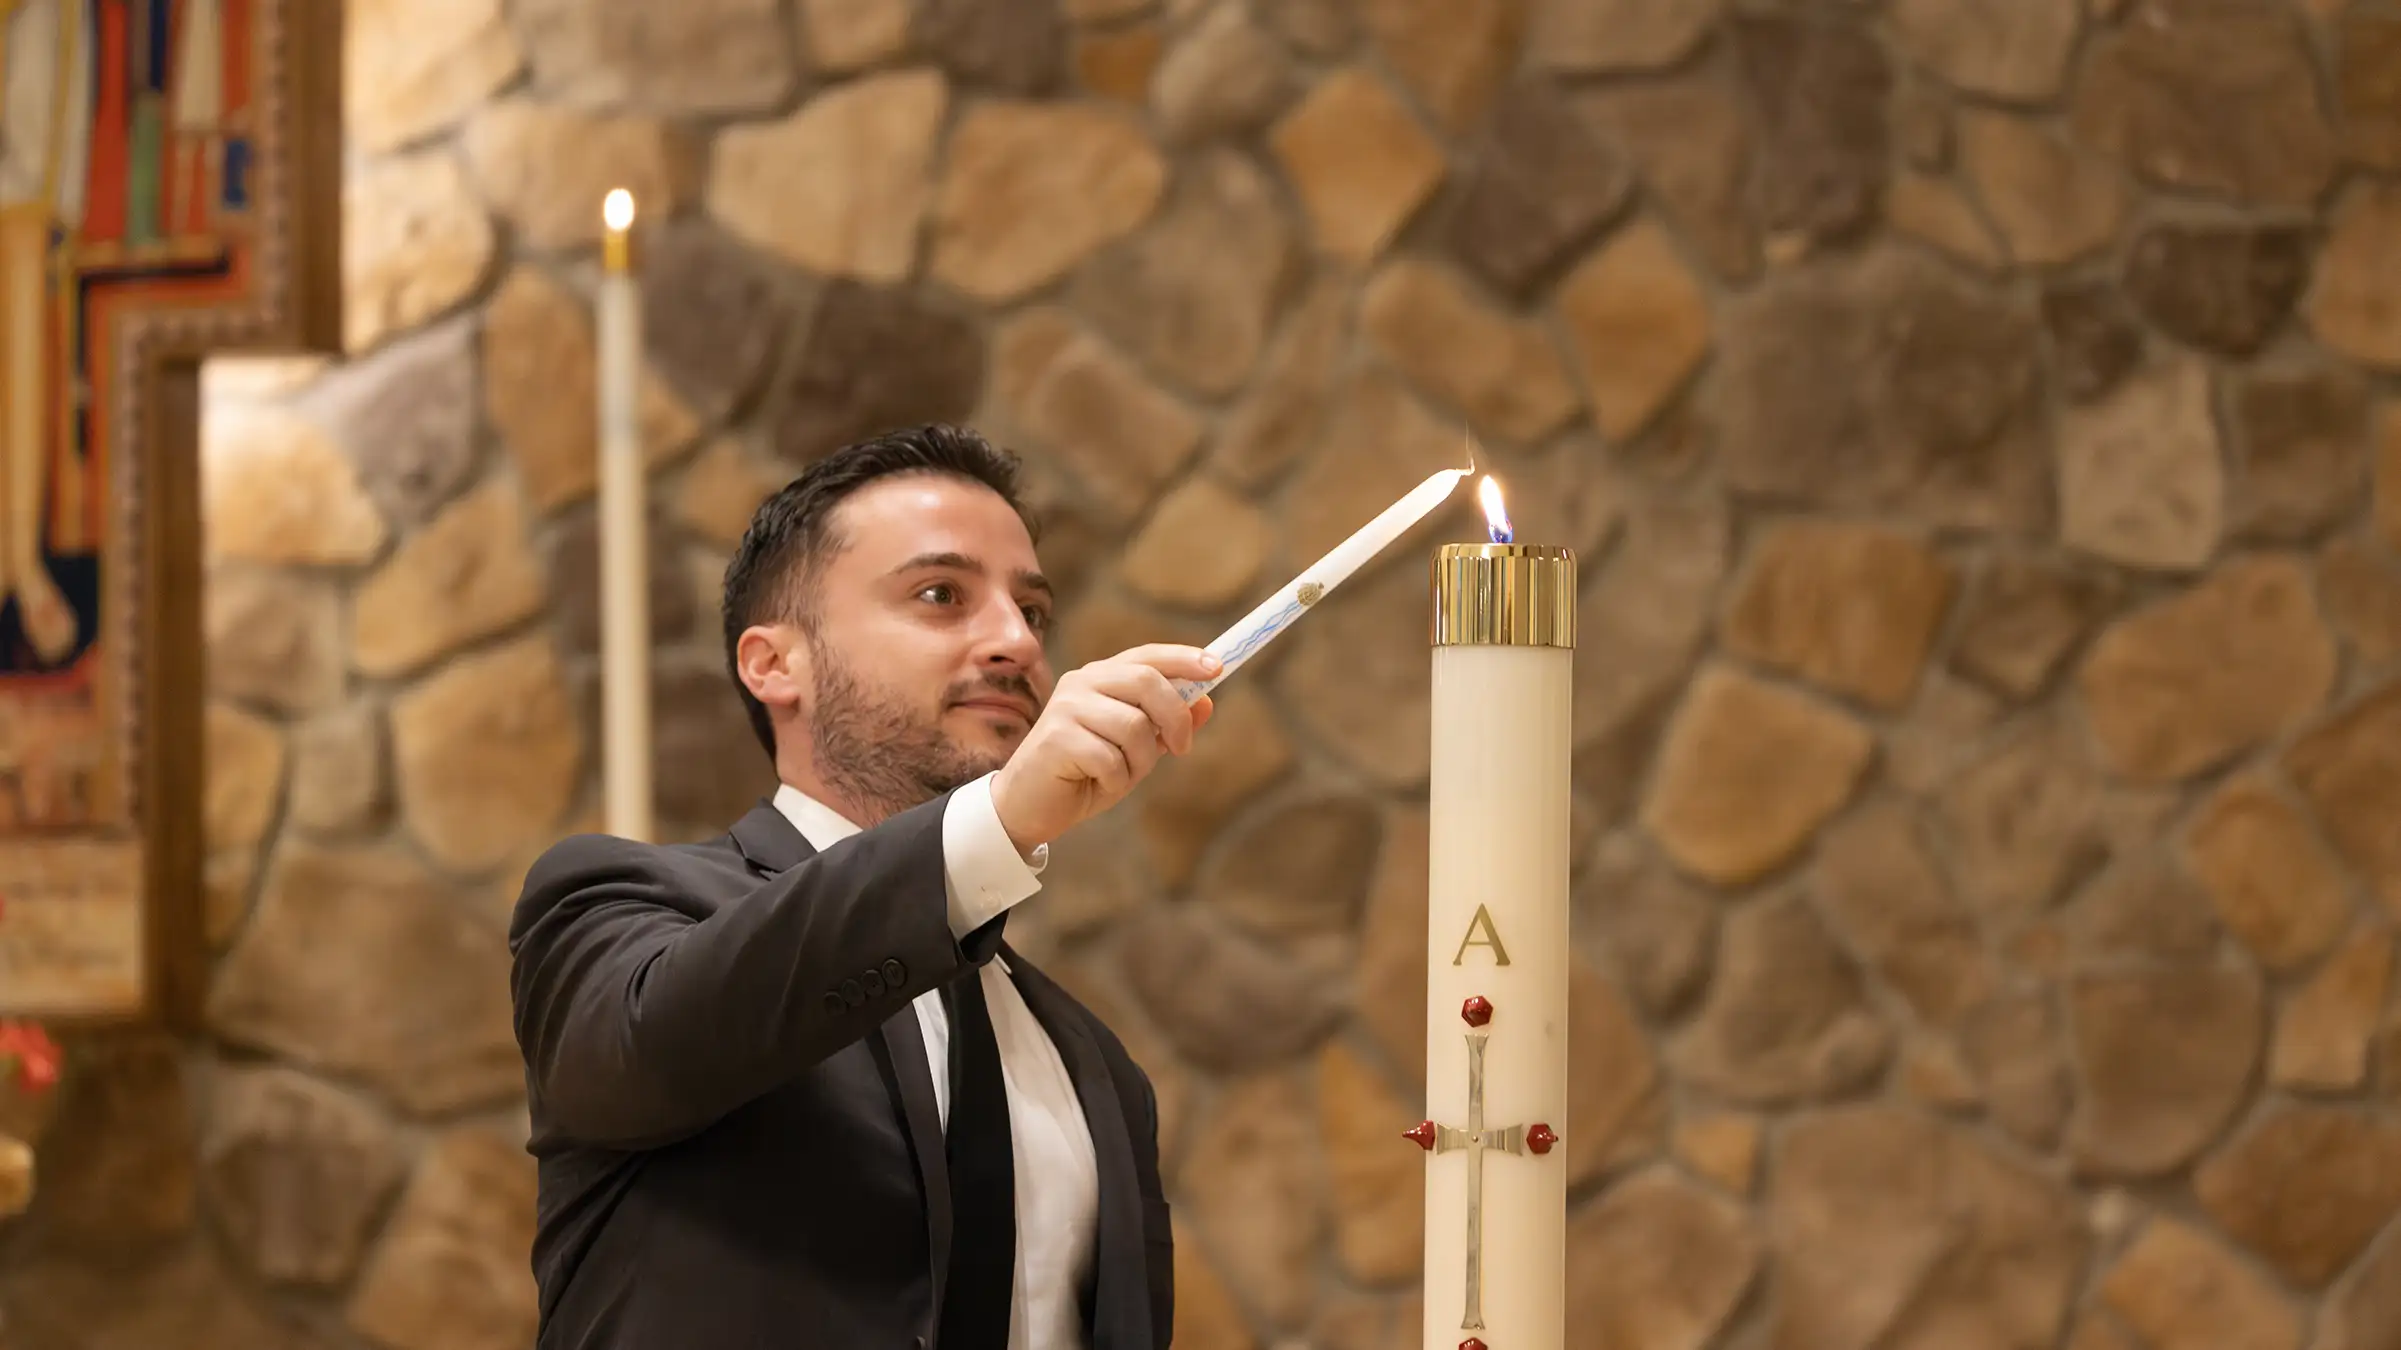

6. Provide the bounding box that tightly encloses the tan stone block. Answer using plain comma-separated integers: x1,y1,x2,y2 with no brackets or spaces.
286,706,387,838
1121,477,1270,611
1360,258,1580,444
1949,555,2120,701
202,1067,408,1288
800,0,911,71
389,637,583,874
1886,171,2004,271
2074,0,2331,208
1202,798,1379,940
1771,1107,2087,1350
710,70,947,283
1813,802,1995,1027
1212,278,1352,489
2321,536,2401,667
211,843,523,1119
1567,956,1666,1183
516,0,794,115
2185,776,2354,974
2069,967,2263,1177
991,310,1203,523
1958,109,2127,266
1179,1072,1329,1328
2311,183,2401,370
1640,666,1872,887
2057,358,2225,572
1074,150,1300,398
348,1129,538,1350
1580,77,1755,281
1167,1217,1258,1350
201,406,387,566
1672,894,1890,1106
1567,1168,1757,1350
1122,906,1345,1075
347,0,522,154
463,102,697,253
1151,2,1293,142
675,439,785,549
2273,928,2393,1092
1557,218,1712,442
1960,991,2072,1149
1075,23,1163,103
2379,403,2401,551
1721,520,1956,710
1316,1041,1421,1286
1672,1113,1760,1195
351,480,548,678
1359,0,1525,130
2287,681,2401,917
203,703,286,856
1890,0,2082,101
2196,1106,2401,1288
1528,0,1716,72
1268,67,1444,264
2078,557,2335,781
344,150,496,355
484,268,701,513
931,102,1165,301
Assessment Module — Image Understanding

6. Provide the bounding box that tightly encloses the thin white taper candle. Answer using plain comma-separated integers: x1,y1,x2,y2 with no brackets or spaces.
1174,465,1468,703
598,188,653,842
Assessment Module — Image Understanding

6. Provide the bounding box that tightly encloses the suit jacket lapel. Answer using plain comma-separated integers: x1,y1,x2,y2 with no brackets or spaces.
1006,949,1153,1350
726,799,958,1310
875,1003,954,1314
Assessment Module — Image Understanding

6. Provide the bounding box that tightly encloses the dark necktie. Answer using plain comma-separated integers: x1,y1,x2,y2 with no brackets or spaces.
940,970,1016,1350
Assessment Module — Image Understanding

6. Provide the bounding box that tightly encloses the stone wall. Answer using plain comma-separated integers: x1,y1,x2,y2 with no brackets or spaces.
8,0,2401,1346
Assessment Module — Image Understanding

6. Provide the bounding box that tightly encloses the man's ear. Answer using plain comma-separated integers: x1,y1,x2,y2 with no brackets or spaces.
735,625,809,713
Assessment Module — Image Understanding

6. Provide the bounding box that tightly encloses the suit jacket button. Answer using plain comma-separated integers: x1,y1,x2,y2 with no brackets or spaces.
862,968,887,998
841,978,865,1007
883,958,907,986
822,992,846,1017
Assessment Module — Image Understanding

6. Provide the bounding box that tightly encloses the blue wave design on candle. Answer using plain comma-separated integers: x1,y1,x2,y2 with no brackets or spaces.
1174,594,1310,701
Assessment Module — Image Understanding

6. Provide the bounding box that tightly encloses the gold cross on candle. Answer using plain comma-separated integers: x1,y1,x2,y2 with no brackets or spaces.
1407,995,1559,1338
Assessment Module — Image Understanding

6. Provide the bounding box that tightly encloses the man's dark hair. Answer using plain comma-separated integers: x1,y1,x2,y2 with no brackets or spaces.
721,423,1038,761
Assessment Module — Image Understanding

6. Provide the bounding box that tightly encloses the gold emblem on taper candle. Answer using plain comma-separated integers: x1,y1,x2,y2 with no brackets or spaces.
1405,996,1560,1336
1296,581,1324,606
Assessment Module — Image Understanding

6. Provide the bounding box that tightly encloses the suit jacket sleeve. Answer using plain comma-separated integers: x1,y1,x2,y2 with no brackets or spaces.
508,793,1000,1150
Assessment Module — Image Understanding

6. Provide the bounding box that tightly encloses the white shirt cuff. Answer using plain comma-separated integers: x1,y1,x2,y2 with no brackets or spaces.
942,771,1047,938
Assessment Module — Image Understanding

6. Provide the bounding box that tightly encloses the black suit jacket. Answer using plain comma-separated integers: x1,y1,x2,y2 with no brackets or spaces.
507,792,1175,1349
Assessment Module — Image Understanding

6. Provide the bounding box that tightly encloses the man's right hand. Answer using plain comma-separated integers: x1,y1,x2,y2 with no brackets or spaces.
990,644,1220,854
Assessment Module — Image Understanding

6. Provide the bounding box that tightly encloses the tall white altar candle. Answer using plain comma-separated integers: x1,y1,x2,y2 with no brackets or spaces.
1174,465,1467,703
598,188,653,842
1414,477,1574,1350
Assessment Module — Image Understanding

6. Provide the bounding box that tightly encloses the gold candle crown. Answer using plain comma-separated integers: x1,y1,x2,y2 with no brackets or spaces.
1431,544,1576,649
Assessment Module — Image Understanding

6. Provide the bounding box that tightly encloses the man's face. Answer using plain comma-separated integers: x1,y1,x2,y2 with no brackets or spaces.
786,474,1056,816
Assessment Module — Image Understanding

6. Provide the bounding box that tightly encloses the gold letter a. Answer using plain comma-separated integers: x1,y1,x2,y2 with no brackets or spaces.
1451,904,1512,967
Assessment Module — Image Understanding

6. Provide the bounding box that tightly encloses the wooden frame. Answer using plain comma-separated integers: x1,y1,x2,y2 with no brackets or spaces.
0,0,340,1028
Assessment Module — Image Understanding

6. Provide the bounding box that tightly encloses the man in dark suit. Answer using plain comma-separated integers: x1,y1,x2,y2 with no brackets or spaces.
508,424,1222,1350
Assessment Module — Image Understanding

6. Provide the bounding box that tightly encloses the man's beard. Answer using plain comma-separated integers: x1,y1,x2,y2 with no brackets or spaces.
807,637,1033,825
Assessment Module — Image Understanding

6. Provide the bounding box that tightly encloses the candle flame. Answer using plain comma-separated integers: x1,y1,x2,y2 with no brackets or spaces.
1478,475,1513,544
603,189,636,232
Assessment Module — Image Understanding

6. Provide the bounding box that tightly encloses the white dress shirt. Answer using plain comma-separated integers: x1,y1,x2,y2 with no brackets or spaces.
773,774,1100,1350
